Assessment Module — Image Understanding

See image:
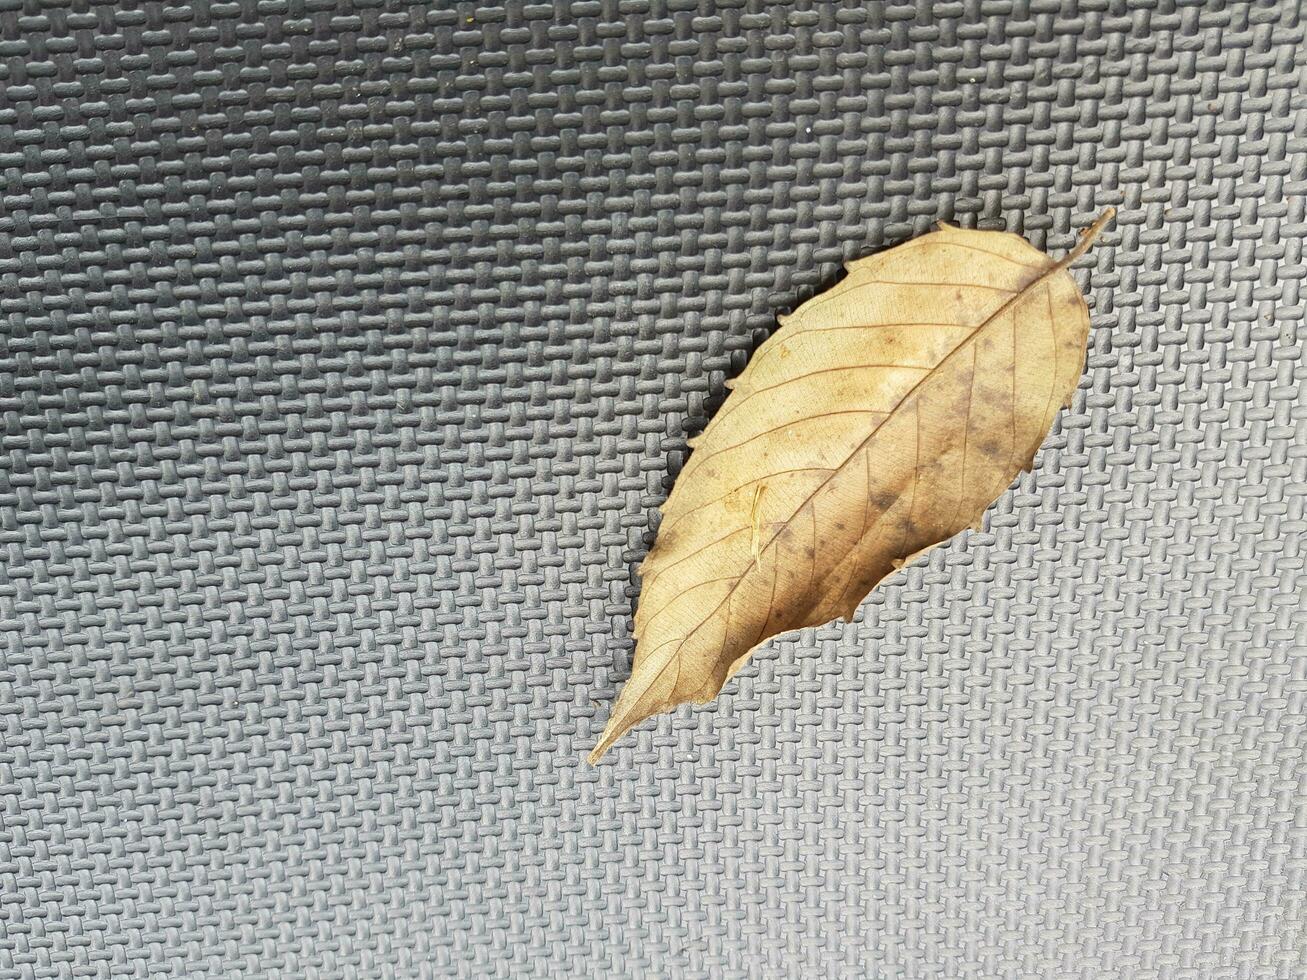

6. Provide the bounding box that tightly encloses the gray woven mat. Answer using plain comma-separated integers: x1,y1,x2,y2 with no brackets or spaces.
1,2,1305,978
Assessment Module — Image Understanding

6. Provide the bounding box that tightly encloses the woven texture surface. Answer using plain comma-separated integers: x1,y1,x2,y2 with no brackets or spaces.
1,2,1305,978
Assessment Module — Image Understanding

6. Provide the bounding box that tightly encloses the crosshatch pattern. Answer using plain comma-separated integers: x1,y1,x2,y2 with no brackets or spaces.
0,1,1304,978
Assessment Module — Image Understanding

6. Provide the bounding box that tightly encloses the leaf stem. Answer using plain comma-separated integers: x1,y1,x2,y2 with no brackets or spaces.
1058,207,1116,269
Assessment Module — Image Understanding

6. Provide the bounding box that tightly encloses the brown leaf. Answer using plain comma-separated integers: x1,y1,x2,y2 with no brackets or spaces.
589,209,1114,763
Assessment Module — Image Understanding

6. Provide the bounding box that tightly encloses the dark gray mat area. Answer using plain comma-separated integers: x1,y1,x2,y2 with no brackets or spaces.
0,2,1305,978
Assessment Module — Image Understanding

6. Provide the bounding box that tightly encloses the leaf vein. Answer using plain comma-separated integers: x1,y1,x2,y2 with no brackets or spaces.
714,363,921,427
638,575,741,633
1040,283,1060,445
640,525,749,592
680,409,884,483
933,238,1045,269
863,277,1018,292
953,344,975,528
656,467,834,538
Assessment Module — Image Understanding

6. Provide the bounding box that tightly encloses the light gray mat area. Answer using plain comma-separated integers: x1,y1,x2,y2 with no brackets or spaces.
0,1,1305,978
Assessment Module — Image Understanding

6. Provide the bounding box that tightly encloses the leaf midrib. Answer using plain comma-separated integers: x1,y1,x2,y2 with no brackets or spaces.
631,250,1070,711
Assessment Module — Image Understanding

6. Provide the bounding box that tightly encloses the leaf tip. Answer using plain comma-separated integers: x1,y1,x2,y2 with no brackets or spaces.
586,741,611,765
587,698,651,763
587,713,622,764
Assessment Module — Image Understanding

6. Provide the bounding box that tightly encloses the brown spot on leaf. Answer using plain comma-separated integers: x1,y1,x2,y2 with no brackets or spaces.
871,490,897,511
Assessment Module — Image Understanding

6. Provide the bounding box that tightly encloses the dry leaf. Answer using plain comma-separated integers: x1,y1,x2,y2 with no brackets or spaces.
589,209,1114,762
